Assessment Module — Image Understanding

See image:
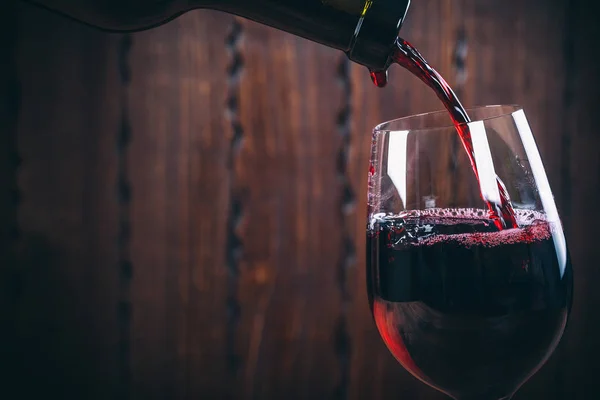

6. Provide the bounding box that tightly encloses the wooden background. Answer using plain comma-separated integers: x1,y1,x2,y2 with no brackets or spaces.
1,0,599,399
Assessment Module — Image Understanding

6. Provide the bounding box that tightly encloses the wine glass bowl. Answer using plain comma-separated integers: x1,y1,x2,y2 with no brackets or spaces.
366,106,572,400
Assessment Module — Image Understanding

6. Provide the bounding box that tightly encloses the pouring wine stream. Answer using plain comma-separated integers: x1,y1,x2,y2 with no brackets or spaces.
371,38,518,230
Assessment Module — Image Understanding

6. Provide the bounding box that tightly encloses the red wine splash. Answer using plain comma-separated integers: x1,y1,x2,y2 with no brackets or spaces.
375,38,518,229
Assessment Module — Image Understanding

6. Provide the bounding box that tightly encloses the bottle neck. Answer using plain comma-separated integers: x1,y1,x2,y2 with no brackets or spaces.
209,0,411,70
347,0,411,69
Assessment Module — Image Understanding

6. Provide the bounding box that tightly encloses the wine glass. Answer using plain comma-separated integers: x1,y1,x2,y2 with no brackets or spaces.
366,105,572,400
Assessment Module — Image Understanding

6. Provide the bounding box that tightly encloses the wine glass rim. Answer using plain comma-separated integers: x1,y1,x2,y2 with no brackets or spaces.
373,104,523,134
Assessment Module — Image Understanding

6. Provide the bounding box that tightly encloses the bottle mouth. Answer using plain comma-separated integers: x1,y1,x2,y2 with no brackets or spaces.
347,0,411,70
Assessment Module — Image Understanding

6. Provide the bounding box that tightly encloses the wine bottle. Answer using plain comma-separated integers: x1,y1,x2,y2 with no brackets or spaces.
24,0,411,70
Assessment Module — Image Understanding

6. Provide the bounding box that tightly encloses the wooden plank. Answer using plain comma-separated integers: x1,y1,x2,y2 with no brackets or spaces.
234,19,344,399
126,10,233,399
462,0,568,202
11,3,121,399
0,2,18,256
561,1,600,398
7,2,600,400
0,0,21,395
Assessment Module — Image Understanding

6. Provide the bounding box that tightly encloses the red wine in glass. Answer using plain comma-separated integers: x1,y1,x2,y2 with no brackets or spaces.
367,209,572,399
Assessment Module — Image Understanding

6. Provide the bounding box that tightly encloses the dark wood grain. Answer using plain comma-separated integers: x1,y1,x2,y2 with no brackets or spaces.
0,0,21,392
233,19,344,399
11,3,121,399
561,1,600,398
0,1,19,259
4,1,600,399
125,11,233,399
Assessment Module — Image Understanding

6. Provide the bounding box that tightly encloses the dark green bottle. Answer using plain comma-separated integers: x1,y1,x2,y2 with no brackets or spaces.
25,0,411,71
